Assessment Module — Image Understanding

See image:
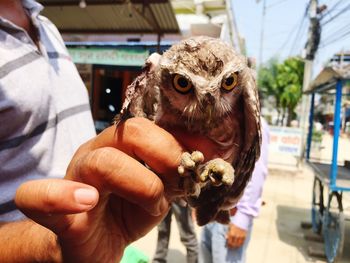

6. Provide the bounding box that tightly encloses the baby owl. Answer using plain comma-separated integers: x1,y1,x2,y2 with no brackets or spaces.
115,36,261,226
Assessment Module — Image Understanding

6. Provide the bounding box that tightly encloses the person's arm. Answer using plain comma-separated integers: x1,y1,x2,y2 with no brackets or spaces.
226,118,270,248
226,160,266,249
230,151,268,229
6,117,217,262
0,220,61,262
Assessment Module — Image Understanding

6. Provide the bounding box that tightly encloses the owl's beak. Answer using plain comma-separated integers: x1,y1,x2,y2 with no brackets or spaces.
203,93,214,123
205,106,212,123
204,93,215,105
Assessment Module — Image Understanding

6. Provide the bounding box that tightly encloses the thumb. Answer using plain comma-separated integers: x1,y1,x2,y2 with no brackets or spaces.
15,179,99,233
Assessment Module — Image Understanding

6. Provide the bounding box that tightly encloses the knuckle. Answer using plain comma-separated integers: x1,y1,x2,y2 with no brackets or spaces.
124,117,151,138
84,150,102,173
76,154,97,182
143,176,163,204
78,148,116,185
83,148,112,174
41,182,58,213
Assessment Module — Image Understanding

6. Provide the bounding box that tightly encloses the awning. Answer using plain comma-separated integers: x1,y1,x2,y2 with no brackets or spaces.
172,0,226,16
38,0,180,35
305,64,350,94
65,41,173,66
67,47,149,66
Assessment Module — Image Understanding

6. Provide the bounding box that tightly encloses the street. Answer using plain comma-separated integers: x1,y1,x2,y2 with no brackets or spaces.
131,158,350,263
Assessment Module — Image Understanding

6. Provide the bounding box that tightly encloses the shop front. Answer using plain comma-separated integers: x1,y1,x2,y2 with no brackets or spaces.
67,43,171,132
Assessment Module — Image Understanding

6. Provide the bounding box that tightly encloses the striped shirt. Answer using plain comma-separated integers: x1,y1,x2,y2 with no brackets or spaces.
0,0,96,221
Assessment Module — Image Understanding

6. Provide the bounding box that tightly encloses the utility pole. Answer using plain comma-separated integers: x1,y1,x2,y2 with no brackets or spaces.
227,0,243,53
258,0,267,66
299,0,321,162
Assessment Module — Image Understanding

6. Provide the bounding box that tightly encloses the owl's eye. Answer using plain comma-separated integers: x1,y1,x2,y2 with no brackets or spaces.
222,72,239,91
173,74,193,94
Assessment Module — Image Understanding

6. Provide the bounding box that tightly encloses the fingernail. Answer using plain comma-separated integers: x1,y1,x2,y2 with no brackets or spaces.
74,188,98,206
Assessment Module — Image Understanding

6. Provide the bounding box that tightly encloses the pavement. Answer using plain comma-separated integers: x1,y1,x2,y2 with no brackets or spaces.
130,153,350,263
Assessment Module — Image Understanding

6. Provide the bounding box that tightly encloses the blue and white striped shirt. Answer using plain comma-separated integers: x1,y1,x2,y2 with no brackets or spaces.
0,0,96,221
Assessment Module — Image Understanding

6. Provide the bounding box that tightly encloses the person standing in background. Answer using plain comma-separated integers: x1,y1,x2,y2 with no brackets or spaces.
153,203,198,263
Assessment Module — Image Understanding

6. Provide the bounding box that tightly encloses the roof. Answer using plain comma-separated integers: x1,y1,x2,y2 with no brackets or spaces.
305,64,350,94
38,0,180,34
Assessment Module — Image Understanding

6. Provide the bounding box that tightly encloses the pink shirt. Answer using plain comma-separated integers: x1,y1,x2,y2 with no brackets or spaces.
230,118,270,230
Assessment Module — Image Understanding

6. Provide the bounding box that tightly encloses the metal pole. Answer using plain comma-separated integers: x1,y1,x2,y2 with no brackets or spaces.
300,60,313,159
299,0,318,161
330,80,342,187
228,0,242,52
259,0,266,66
306,93,315,160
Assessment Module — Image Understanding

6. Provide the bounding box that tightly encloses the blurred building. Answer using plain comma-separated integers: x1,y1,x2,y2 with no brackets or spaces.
310,50,350,135
38,0,243,131
38,0,180,131
172,0,244,53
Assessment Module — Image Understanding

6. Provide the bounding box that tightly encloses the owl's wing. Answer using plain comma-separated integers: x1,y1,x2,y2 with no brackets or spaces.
114,53,161,125
230,68,262,198
192,68,262,225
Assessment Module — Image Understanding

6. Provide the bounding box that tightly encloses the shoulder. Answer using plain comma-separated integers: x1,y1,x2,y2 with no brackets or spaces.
37,15,66,44
37,15,57,31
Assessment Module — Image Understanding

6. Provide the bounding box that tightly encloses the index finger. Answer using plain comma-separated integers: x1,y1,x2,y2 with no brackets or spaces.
66,118,186,205
89,117,185,175
71,146,169,216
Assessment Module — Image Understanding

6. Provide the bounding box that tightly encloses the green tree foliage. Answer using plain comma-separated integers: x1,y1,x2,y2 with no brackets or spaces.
278,57,305,126
257,57,283,124
258,57,304,126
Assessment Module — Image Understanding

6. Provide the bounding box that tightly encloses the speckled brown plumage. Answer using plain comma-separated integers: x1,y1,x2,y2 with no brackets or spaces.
115,36,261,226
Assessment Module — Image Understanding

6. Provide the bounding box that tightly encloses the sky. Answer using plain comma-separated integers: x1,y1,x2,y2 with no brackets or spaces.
233,0,350,77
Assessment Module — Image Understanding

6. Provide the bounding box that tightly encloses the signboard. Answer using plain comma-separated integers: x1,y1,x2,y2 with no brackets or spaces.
75,64,92,93
269,126,302,156
67,47,149,67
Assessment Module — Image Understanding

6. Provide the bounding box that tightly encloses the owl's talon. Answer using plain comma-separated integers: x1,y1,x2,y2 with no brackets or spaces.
179,151,204,172
178,165,185,175
178,152,234,197
191,151,204,163
178,151,205,196
200,158,234,187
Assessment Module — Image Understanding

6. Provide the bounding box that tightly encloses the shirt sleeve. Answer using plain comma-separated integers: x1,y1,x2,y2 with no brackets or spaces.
230,118,270,230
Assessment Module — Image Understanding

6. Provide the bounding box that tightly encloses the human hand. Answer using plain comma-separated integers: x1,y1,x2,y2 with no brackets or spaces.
226,223,247,248
16,117,215,262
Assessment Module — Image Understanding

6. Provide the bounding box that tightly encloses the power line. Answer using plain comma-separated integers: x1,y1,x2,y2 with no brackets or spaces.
320,27,350,48
321,21,350,44
320,0,343,20
275,18,302,55
288,2,310,56
288,19,308,56
321,2,350,26
266,0,289,9
317,1,350,48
